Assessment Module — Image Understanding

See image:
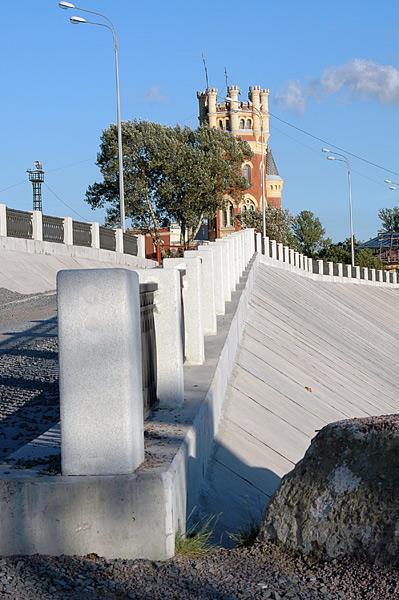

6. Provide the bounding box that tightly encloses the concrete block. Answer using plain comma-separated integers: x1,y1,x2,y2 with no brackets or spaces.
64,216,73,245
163,257,205,365
328,261,334,276
337,263,343,278
264,236,270,258
57,268,144,476
135,268,185,407
216,240,231,302
185,249,217,336
137,234,146,258
295,252,300,269
271,240,277,260
355,265,361,279
0,203,7,237
289,249,295,265
277,243,283,262
371,268,376,282
91,222,100,249
32,211,42,241
283,246,290,263
115,228,124,253
225,237,236,292
256,232,261,253
206,243,225,315
318,259,324,275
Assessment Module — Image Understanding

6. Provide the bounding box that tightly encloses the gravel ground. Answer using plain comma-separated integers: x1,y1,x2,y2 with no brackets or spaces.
0,289,58,460
0,542,397,599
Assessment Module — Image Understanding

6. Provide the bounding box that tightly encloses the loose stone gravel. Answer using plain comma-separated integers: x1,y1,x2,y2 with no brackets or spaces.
0,542,397,599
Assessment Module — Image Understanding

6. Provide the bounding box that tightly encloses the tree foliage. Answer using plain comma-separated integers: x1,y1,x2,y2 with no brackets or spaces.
239,206,297,247
291,210,327,257
85,121,252,248
378,206,399,233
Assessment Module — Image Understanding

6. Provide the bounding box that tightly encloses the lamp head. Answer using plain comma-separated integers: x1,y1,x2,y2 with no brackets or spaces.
389,186,397,191
59,1,75,8
321,147,331,153
70,15,87,24
327,156,336,161
384,179,392,184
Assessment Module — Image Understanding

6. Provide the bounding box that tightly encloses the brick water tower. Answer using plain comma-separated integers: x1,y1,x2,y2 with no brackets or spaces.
27,161,45,211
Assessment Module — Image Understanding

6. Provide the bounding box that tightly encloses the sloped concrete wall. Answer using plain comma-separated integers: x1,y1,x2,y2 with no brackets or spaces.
200,257,399,543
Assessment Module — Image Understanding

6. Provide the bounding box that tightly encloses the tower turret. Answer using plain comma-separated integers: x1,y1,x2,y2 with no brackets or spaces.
227,85,240,133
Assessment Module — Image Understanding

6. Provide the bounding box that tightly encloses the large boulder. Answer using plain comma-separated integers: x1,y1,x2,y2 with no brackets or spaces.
260,415,399,565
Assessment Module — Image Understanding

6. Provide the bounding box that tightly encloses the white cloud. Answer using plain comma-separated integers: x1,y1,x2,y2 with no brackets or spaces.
275,59,399,113
145,85,167,103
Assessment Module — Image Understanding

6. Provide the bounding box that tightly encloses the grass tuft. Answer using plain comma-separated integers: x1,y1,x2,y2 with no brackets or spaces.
175,514,218,557
229,519,260,548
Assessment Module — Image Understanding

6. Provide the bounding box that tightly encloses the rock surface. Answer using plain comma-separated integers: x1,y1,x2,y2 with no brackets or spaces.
260,415,399,565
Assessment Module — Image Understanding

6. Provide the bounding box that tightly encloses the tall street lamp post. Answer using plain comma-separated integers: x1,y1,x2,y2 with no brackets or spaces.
59,2,126,231
226,98,267,249
322,148,355,268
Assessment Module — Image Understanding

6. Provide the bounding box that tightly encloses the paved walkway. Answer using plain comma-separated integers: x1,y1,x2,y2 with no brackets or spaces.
201,260,399,543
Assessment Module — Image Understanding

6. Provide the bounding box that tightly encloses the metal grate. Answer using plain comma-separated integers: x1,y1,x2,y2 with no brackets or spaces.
43,215,64,243
140,282,158,416
6,208,33,239
99,227,116,251
123,232,138,256
72,220,91,247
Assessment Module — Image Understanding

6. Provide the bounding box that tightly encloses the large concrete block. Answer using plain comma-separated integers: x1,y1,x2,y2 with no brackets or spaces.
186,248,217,335
57,268,144,476
203,244,225,315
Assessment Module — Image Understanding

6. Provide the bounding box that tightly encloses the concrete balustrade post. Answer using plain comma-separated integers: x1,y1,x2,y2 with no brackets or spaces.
57,268,144,476
355,265,361,280
0,203,7,237
289,248,295,266
256,232,262,253
185,248,217,335
204,243,224,315
271,239,277,260
299,254,304,270
135,268,184,406
345,264,352,278
115,228,124,253
226,237,236,292
371,268,376,282
137,234,146,258
328,261,334,277
308,257,313,272
378,270,384,284
283,246,290,263
248,227,255,256
277,243,283,261
32,210,43,241
264,236,270,257
163,256,204,365
295,252,300,269
337,263,343,278
318,259,324,275
216,240,231,302
362,267,368,282
393,271,398,285
90,222,100,249
232,235,241,282
63,217,73,245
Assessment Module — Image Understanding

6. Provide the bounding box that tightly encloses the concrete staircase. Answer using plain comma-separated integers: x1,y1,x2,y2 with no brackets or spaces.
200,257,399,544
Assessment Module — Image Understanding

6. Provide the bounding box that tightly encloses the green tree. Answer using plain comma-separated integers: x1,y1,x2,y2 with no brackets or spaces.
355,248,384,270
85,121,252,249
239,206,297,247
292,210,326,257
378,206,399,233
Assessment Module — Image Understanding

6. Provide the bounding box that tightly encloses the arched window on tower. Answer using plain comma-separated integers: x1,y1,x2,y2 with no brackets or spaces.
246,118,252,129
218,119,223,129
239,119,245,129
242,164,251,184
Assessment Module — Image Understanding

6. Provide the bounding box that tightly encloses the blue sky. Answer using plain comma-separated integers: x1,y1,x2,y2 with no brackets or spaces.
1,0,399,241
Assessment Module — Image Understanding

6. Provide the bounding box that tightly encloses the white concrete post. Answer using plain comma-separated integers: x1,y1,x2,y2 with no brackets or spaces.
318,259,324,275
217,240,231,302
232,235,241,282
264,236,270,258
362,267,368,282
57,268,144,476
345,264,352,278
299,253,304,270
307,257,313,272
256,232,261,254
205,243,224,315
0,203,7,237
283,246,290,263
248,228,255,256
277,243,283,261
355,265,361,280
91,222,100,249
337,263,343,278
32,210,43,241
371,268,376,282
328,261,334,276
63,216,73,245
163,257,204,365
239,232,246,271
295,252,300,269
135,268,184,407
115,228,124,253
271,239,277,260
137,234,146,258
392,271,398,285
226,237,236,292
378,270,384,284
289,248,295,265
185,248,217,335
